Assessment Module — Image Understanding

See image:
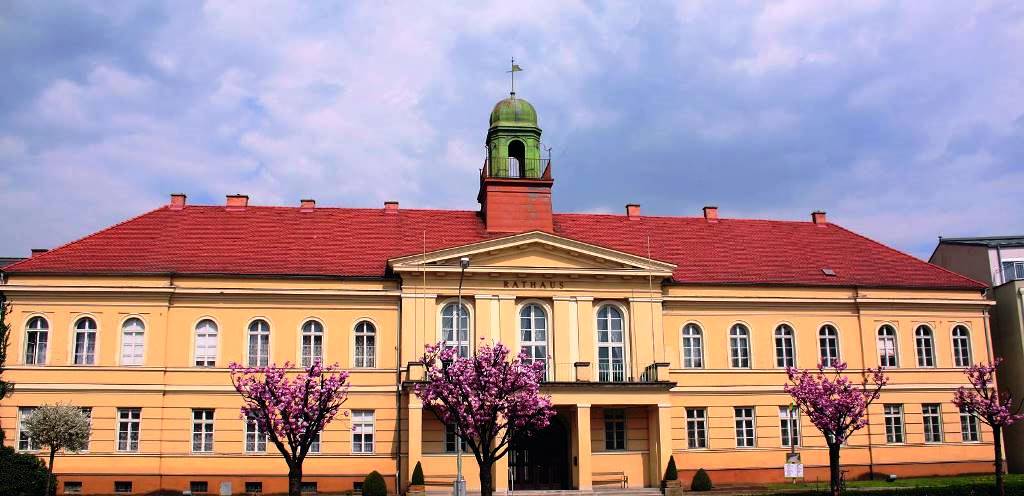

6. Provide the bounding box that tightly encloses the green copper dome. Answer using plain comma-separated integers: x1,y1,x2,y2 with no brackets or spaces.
489,94,538,127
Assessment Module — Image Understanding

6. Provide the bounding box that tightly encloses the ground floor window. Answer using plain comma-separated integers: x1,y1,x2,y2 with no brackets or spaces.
604,408,626,450
18,407,37,451
352,410,374,453
884,404,904,444
960,412,980,442
245,414,267,453
192,409,214,453
686,408,708,449
445,424,469,453
779,407,800,447
117,408,141,452
734,407,755,448
922,404,943,443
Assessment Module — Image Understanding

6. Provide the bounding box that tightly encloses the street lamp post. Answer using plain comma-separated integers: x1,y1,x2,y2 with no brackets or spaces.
454,256,470,496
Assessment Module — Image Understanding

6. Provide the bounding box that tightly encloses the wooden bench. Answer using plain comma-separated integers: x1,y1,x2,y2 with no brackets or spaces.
593,471,628,489
423,475,458,488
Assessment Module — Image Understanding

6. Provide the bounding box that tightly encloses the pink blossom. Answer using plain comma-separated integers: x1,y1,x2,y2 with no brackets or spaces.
952,358,1024,428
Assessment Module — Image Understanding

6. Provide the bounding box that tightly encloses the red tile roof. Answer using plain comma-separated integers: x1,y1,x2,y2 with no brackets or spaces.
3,205,984,289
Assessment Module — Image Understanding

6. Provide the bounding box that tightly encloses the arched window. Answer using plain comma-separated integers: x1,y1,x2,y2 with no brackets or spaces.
248,319,271,367
818,325,840,367
915,325,935,367
681,324,704,368
507,140,526,178
354,320,376,368
519,304,548,377
301,320,324,367
24,316,49,365
596,305,625,382
774,324,796,368
952,325,972,367
877,324,899,368
729,324,750,368
441,303,470,358
120,318,145,366
194,319,218,367
73,317,97,365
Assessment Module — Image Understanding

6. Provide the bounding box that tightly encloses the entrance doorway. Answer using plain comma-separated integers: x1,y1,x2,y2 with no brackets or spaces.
508,415,570,490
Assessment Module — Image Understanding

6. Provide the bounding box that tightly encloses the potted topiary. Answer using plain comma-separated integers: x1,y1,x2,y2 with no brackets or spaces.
690,468,712,492
364,470,388,496
408,461,426,495
662,456,683,496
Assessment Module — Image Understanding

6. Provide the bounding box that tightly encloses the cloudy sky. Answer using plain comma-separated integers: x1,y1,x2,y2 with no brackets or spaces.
1,1,1022,260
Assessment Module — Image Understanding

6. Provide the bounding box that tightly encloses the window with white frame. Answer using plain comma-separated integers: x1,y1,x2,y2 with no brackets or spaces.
194,319,218,367
354,320,376,368
117,408,141,452
877,325,899,368
18,407,37,451
779,406,800,447
248,319,270,367
729,323,750,368
774,324,795,368
884,404,904,444
300,320,324,367
245,414,267,453
818,325,840,367
681,323,704,368
604,408,626,450
78,407,92,451
352,410,374,453
952,326,972,368
120,318,145,366
922,404,942,443
445,424,469,453
73,317,97,365
915,325,935,367
192,409,214,452
686,408,708,449
24,316,48,365
734,407,755,448
441,303,470,358
519,303,548,377
597,305,625,382
960,411,980,442
1001,260,1024,283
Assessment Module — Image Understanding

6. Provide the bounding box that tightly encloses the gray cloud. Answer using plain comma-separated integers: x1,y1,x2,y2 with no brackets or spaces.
0,0,1021,259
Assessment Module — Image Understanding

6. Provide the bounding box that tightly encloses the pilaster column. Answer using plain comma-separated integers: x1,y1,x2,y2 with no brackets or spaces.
408,395,423,489
656,403,673,484
576,404,593,490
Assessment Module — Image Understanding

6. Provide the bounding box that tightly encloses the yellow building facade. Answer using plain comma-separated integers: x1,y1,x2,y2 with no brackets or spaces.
0,94,998,495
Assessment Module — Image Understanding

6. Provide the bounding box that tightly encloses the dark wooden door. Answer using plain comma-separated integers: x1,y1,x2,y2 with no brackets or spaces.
508,416,570,490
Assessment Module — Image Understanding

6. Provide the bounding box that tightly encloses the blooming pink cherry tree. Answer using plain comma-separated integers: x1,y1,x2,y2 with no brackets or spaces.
414,341,555,496
230,360,351,496
785,361,888,496
952,358,1024,496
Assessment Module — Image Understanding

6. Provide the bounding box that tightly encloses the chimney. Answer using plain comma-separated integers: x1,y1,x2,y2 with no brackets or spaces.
169,193,187,210
226,194,249,211
703,206,719,222
811,210,828,226
300,199,316,212
384,201,399,214
625,204,641,220
31,248,48,257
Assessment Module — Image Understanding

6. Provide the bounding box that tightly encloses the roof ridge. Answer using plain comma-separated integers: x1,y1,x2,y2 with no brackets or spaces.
3,205,169,272
553,211,821,225
829,222,987,289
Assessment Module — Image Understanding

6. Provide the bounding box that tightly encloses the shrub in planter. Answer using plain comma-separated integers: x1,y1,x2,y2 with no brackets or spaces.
363,470,388,496
690,468,712,492
411,462,425,486
0,445,55,496
662,456,683,496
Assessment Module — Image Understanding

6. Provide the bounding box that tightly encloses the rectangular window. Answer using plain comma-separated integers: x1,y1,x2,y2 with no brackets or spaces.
922,404,943,443
445,424,469,453
79,407,92,451
190,481,209,494
309,431,321,453
300,482,317,494
352,410,374,453
734,407,756,448
686,408,708,449
117,408,141,452
114,481,133,493
192,409,215,452
604,408,626,450
245,482,263,495
779,407,800,447
884,404,904,444
64,481,83,494
18,407,37,451
960,412,980,442
245,414,267,453
1002,261,1024,283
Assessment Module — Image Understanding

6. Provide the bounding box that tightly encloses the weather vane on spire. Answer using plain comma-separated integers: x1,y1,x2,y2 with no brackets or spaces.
507,57,523,97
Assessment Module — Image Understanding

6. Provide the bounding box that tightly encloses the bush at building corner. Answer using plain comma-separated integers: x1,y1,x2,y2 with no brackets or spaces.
411,462,425,486
363,470,388,496
690,468,712,492
0,445,55,496
661,456,683,496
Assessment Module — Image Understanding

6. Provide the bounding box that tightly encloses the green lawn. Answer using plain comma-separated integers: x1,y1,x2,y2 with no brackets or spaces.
764,473,1024,491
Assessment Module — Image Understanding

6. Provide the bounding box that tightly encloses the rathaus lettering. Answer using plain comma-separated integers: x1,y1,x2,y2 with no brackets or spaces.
503,280,566,289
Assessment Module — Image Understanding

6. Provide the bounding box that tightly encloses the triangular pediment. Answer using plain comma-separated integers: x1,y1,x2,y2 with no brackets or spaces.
389,231,676,277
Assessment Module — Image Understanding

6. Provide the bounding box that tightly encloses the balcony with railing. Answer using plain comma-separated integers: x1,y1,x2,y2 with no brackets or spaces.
482,156,551,179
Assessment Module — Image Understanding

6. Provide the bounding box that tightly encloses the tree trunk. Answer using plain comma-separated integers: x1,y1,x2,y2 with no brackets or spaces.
828,442,842,496
288,463,303,496
46,446,56,496
479,460,494,496
994,426,1005,496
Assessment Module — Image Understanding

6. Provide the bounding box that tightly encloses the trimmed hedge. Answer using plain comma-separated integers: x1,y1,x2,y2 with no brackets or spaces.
663,456,678,481
0,445,54,496
411,461,425,486
363,470,388,496
691,468,713,491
